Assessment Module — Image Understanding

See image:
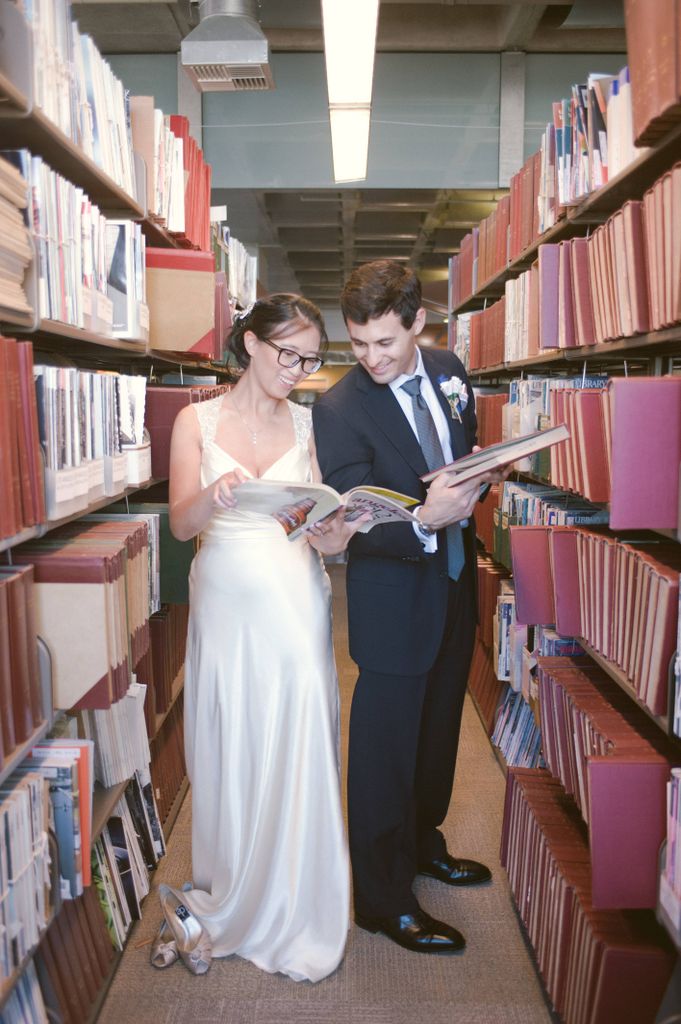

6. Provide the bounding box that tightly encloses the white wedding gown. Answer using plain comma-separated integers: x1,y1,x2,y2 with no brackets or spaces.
181,395,349,982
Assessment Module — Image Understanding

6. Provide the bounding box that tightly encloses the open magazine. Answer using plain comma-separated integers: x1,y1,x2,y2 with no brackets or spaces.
420,423,570,484
233,480,421,540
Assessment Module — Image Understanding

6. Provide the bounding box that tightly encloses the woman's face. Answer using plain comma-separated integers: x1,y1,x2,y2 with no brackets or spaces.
247,321,322,397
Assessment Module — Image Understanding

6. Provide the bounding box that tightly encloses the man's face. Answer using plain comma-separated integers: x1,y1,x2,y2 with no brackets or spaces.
346,307,426,384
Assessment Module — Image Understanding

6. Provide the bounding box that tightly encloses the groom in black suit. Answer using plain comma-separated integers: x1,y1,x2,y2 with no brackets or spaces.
312,260,494,954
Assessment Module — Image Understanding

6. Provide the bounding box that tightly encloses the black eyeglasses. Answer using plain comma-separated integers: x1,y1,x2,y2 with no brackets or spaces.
260,337,324,375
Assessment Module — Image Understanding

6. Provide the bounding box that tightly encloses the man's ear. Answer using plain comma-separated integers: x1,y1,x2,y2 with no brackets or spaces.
413,307,427,335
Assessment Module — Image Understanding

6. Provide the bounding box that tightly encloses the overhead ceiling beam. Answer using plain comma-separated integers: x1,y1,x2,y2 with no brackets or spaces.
341,192,361,283
408,189,455,267
497,3,547,49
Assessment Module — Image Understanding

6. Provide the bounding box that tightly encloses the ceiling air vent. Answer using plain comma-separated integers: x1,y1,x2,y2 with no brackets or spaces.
182,0,275,93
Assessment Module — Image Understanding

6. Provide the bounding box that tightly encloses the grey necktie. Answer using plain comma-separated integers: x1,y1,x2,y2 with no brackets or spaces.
400,376,465,580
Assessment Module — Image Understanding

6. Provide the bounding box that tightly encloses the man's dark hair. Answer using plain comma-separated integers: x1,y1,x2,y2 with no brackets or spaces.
340,259,422,329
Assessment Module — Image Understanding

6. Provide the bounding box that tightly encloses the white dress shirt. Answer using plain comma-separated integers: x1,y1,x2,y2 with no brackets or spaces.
389,349,453,552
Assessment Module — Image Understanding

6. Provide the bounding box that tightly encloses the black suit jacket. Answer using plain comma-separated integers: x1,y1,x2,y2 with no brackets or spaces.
312,348,478,676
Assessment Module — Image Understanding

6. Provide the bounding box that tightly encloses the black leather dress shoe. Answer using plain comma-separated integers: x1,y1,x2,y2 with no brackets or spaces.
355,908,465,954
419,854,492,886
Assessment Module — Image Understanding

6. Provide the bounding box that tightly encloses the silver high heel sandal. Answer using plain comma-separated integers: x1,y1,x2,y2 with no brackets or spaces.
150,917,179,968
158,883,212,975
150,881,192,968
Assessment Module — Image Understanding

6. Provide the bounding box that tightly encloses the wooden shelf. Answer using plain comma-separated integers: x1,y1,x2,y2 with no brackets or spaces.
0,523,41,554
452,121,681,318
152,666,185,741
30,319,148,354
468,324,681,378
568,119,681,223
91,780,129,844
578,639,675,738
453,216,577,315
0,105,142,216
0,478,163,555
162,775,189,842
0,906,56,1014
0,718,50,787
85,949,123,1024
0,68,29,116
141,218,182,250
0,307,36,330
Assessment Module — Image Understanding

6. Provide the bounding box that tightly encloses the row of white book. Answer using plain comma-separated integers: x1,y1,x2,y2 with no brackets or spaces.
0,684,166,983
80,681,156,789
537,66,639,234
491,689,543,768
129,97,186,234
493,581,586,691
20,0,137,199
1,150,147,340
213,223,258,310
33,365,149,519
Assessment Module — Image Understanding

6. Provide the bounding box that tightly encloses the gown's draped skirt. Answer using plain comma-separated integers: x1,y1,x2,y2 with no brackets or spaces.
182,422,349,983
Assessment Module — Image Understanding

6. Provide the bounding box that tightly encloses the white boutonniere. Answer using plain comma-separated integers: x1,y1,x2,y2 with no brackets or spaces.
439,375,468,423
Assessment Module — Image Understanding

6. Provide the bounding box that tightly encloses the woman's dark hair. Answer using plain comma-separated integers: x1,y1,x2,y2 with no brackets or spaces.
340,259,422,329
228,293,328,369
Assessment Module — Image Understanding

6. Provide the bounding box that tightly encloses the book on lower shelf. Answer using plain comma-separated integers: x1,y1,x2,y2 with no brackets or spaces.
502,768,675,1024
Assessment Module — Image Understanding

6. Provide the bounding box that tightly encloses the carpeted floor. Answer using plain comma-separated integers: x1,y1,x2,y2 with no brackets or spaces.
98,564,555,1024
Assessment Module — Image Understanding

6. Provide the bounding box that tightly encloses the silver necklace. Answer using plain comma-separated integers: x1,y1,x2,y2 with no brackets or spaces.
230,396,259,445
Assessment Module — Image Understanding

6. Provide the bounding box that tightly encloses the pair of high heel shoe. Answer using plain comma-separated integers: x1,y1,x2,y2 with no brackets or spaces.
150,883,212,975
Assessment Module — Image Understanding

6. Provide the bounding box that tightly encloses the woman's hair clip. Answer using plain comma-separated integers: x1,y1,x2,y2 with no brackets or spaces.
234,301,256,324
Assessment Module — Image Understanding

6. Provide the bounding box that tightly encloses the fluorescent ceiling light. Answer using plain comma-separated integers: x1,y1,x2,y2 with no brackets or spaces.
321,0,379,106
329,107,371,182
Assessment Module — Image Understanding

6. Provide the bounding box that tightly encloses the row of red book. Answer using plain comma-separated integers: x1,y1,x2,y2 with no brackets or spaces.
13,519,153,712
537,656,675,909
449,64,638,310
145,383,231,479
135,602,189,738
34,886,116,1024
549,376,681,531
501,767,674,1024
466,159,681,368
467,636,507,736
624,0,681,145
0,336,45,542
0,564,44,765
149,694,186,826
509,525,679,717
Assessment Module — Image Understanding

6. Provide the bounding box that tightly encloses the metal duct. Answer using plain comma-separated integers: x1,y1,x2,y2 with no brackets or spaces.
181,0,274,92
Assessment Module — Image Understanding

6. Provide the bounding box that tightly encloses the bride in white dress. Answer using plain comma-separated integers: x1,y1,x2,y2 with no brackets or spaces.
160,295,364,984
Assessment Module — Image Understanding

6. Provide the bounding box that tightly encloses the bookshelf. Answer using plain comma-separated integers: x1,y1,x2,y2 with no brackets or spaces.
0,103,143,218
141,218,183,250
0,717,50,787
576,639,675,738
0,478,163,555
163,776,190,843
468,325,681,378
455,51,681,1024
0,68,29,116
91,780,130,844
153,665,185,741
0,8,213,1020
453,118,681,317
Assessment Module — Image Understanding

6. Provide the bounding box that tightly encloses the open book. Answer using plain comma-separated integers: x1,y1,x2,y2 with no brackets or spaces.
420,423,570,484
233,480,421,540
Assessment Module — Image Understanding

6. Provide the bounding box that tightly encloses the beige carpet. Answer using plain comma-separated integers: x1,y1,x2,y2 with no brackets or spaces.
98,565,555,1024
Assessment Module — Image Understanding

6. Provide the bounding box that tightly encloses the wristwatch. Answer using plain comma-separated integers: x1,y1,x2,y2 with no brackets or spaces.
415,506,436,536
